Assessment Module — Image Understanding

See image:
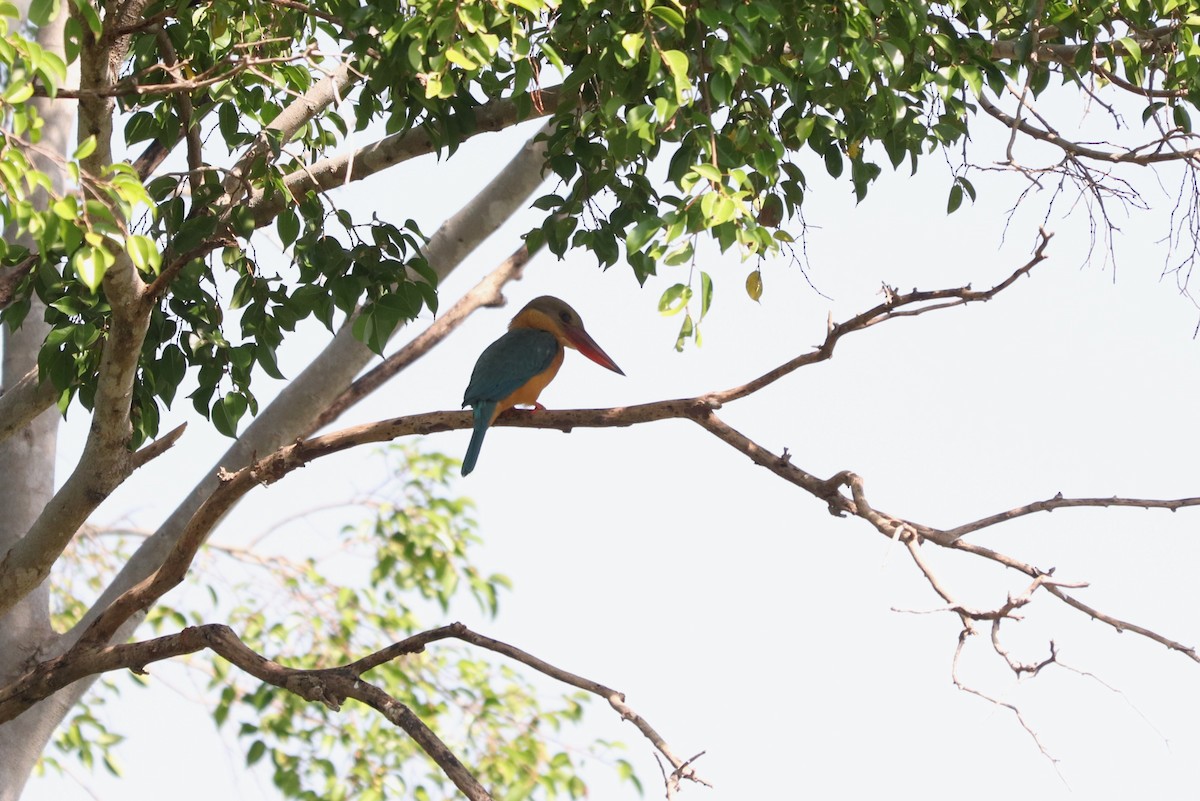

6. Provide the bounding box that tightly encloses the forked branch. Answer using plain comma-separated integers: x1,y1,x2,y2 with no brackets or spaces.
0,622,706,799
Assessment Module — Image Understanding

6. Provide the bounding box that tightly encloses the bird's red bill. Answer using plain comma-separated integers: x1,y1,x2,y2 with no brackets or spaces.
565,327,625,375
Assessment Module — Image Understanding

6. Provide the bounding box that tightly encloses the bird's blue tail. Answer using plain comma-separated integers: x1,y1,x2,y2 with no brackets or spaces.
461,403,495,476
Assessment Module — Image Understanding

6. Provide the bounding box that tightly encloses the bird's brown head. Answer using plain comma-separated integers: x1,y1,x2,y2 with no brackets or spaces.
510,295,625,375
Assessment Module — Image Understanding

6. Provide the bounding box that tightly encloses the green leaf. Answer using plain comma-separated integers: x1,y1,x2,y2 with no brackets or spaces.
823,146,843,178
662,49,691,104
649,4,685,33
126,235,162,275
212,392,249,438
277,208,300,247
947,176,975,213
958,64,983,97
658,283,692,315
1118,36,1142,63
246,740,267,766
424,73,444,99
27,0,57,26
693,163,723,183
73,0,101,37
445,46,477,69
947,182,963,214
794,116,816,145
621,32,644,60
72,136,96,161
73,246,110,292
157,345,186,406
1173,104,1191,133
674,311,693,351
4,80,33,104
51,196,77,220
626,217,661,253
663,241,694,266
699,271,713,320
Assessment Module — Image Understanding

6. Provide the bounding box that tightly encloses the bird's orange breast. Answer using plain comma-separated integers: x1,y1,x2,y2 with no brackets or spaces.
491,347,565,423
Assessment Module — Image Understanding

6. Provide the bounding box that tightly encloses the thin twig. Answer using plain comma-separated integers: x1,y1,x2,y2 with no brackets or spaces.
951,628,1066,777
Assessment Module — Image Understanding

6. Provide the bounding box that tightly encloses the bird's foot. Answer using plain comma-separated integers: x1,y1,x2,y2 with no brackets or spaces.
498,403,548,418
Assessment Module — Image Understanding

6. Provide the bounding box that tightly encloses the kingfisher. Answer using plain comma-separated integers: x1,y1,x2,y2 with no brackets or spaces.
460,295,625,475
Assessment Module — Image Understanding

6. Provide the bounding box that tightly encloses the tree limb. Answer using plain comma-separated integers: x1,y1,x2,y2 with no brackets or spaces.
943,493,1200,542
0,367,57,447
246,86,564,224
978,92,1200,165
0,621,706,796
707,228,1054,406
988,23,1177,67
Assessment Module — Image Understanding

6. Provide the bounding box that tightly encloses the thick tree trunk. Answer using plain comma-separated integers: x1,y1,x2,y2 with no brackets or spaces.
0,6,74,798
0,310,64,801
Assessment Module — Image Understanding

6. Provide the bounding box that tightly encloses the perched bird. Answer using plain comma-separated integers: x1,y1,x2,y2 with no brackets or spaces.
461,295,625,475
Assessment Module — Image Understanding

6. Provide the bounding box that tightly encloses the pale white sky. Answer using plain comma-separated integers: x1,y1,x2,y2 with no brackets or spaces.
24,82,1200,800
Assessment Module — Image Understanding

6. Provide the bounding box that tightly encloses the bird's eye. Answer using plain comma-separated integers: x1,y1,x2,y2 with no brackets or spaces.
559,311,572,323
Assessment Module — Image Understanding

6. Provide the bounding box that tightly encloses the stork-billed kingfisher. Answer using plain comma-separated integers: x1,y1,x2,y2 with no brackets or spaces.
460,295,625,476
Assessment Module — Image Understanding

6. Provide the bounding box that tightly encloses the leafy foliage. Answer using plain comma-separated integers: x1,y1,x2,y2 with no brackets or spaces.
2,0,1199,433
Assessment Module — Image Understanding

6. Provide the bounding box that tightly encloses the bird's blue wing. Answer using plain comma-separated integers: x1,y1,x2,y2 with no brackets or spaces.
462,328,559,406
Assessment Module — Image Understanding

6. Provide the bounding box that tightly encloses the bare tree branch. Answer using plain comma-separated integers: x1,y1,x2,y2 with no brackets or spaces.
1043,584,1200,660
0,622,705,796
946,538,1200,662
706,229,1054,406
978,92,1200,165
943,493,1200,542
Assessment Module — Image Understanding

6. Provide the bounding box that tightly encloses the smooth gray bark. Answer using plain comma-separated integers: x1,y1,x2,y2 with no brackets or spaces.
0,5,74,796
